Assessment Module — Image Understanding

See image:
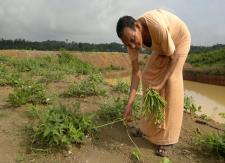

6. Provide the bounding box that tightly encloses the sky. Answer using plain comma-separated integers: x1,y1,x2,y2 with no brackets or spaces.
0,0,225,46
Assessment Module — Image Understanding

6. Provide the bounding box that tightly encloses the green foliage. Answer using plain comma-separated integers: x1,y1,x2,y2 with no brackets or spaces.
8,82,50,106
219,113,225,119
98,96,141,122
187,48,225,68
160,157,173,163
99,97,126,122
184,95,201,114
131,148,142,161
195,132,225,156
58,50,98,75
1,51,99,83
0,67,24,86
105,64,124,71
113,80,129,93
26,104,96,148
62,74,105,98
88,73,104,83
199,114,212,121
141,89,166,125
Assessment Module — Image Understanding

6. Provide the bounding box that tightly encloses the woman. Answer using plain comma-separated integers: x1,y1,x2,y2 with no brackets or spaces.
116,9,191,156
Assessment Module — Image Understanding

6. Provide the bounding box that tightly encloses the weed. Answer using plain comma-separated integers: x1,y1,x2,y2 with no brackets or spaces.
62,74,105,98
184,95,201,114
219,113,225,119
98,96,141,122
113,80,129,93
26,104,96,148
160,157,173,163
199,114,212,121
0,66,24,86
131,148,142,161
8,82,50,106
195,132,225,156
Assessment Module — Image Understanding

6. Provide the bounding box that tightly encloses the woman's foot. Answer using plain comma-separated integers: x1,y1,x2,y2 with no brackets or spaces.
129,127,143,137
155,144,173,157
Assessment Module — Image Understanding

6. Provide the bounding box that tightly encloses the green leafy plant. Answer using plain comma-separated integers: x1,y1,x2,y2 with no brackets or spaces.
8,82,50,106
113,80,129,93
195,132,225,156
219,113,225,119
141,89,166,124
184,95,201,114
199,114,212,121
62,74,105,97
98,97,126,122
98,96,141,122
160,157,173,163
0,66,24,86
131,148,142,161
26,104,96,148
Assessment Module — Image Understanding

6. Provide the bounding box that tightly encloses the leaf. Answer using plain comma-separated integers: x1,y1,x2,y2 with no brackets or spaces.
160,157,173,163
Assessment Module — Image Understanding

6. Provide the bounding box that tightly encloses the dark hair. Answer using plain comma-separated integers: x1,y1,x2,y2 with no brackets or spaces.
116,16,136,38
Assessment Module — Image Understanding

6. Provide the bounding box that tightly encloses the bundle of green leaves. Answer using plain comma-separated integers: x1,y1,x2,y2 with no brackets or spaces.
141,88,166,125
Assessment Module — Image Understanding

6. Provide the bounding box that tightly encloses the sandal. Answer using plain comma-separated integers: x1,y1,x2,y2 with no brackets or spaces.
129,127,143,137
155,144,173,157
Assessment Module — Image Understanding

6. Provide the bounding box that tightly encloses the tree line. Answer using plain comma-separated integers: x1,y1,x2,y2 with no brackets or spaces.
0,38,224,53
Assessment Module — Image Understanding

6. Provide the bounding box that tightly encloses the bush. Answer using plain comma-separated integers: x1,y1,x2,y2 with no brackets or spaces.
8,82,50,106
26,104,96,148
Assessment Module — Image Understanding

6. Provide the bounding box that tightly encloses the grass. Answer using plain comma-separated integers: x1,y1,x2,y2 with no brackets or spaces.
25,104,96,149
8,82,50,106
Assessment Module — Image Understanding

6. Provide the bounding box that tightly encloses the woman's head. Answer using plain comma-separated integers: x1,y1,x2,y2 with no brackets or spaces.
116,16,143,49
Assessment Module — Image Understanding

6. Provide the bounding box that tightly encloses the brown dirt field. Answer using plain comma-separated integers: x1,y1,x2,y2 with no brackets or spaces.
0,77,224,163
0,50,224,163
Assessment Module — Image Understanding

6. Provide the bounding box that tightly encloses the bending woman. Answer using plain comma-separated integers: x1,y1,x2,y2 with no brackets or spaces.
116,9,191,157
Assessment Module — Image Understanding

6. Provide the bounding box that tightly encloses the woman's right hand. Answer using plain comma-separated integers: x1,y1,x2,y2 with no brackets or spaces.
123,104,132,122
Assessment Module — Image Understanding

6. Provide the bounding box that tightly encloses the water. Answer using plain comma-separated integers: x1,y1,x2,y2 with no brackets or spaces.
184,80,225,123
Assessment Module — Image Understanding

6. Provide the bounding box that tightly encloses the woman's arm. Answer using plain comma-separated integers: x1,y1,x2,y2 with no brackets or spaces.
124,49,141,120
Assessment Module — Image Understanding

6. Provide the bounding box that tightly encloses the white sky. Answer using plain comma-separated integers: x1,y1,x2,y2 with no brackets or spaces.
0,0,225,45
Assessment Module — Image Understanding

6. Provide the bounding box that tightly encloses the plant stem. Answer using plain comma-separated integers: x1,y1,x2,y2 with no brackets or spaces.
95,118,124,128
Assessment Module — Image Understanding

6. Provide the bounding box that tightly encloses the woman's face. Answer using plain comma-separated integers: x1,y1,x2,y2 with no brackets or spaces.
121,24,143,50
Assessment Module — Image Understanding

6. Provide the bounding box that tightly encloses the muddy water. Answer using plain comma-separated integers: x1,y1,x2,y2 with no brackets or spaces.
184,80,225,123
105,77,225,123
